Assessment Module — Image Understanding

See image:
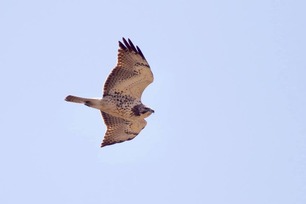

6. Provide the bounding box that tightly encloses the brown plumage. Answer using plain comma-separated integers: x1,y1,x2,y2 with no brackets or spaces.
65,38,154,147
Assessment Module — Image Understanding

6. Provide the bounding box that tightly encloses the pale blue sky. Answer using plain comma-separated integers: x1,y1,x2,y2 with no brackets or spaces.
1,0,305,203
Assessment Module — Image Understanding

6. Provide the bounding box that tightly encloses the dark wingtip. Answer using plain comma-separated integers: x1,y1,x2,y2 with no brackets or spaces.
128,38,138,53
122,37,131,50
136,45,145,60
119,37,146,60
119,40,126,50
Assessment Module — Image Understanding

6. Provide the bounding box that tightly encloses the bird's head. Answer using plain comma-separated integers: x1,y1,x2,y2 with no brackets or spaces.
140,106,155,118
132,104,154,118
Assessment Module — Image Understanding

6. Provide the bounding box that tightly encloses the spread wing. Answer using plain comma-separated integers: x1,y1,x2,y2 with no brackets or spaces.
100,112,147,147
103,38,154,99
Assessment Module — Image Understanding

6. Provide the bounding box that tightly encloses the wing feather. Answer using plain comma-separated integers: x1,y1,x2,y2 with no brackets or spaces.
100,112,147,147
103,38,153,99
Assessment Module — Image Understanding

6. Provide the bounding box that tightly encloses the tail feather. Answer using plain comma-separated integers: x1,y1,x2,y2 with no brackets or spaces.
65,95,89,104
65,95,102,109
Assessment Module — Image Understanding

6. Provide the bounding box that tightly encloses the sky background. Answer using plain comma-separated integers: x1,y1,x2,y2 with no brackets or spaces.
1,0,305,203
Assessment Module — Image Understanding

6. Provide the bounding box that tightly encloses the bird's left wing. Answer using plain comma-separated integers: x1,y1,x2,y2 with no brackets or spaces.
100,112,147,147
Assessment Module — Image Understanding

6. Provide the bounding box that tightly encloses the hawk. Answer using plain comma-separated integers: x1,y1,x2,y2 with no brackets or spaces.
65,38,154,147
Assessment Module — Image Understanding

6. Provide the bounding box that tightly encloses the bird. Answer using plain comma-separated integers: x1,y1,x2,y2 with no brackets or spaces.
65,38,154,147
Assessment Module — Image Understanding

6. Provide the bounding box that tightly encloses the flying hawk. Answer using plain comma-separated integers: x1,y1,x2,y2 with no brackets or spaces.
65,38,154,147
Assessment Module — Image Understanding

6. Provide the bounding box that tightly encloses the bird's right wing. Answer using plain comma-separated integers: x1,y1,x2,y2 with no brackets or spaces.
103,38,154,99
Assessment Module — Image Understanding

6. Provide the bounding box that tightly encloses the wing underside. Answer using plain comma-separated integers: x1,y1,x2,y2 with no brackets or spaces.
100,112,146,147
103,38,153,99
